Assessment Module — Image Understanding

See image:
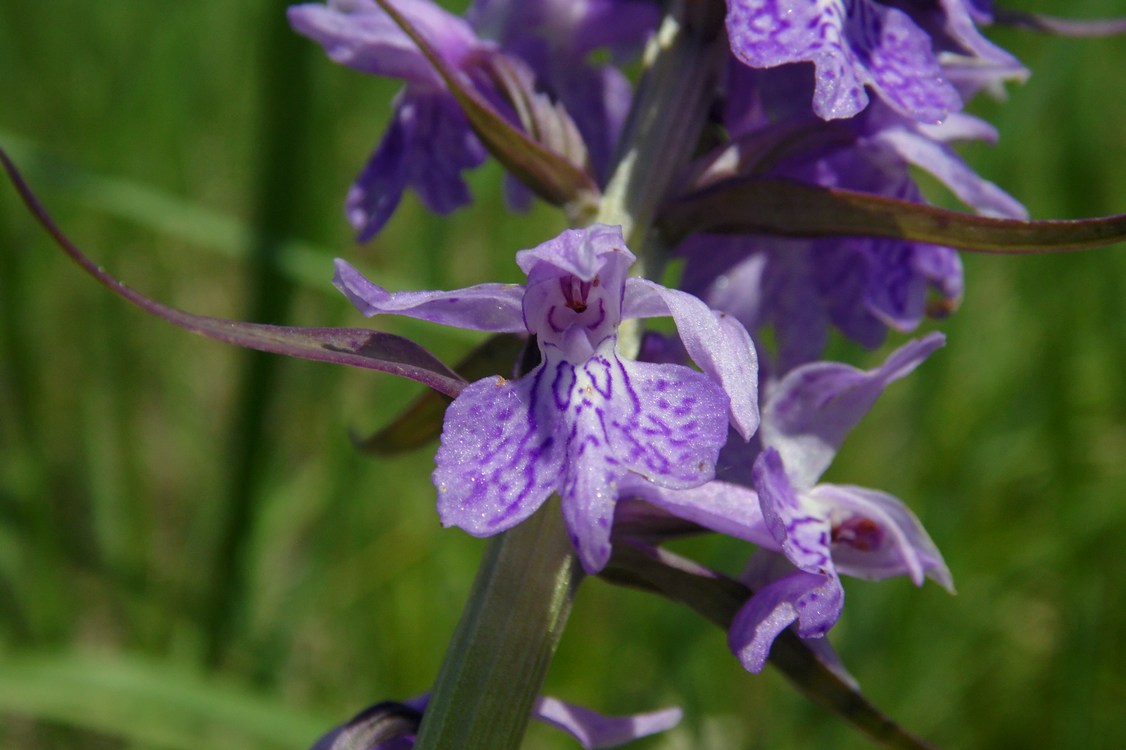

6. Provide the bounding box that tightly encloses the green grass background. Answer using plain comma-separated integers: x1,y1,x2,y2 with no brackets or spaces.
1,1,1124,748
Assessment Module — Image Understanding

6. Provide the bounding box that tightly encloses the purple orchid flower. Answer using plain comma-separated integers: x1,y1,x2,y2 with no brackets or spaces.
468,0,658,183
333,224,759,573
724,0,1020,123
312,694,682,749
679,64,1025,372
290,0,654,239
727,333,954,672
289,0,491,240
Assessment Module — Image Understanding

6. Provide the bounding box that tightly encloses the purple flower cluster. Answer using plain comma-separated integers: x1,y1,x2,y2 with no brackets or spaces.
286,0,1060,725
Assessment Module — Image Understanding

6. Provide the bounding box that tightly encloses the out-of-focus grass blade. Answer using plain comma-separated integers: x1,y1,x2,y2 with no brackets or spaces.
602,542,938,750
0,131,358,291
1,148,468,397
354,333,528,455
661,178,1126,253
373,0,600,221
0,653,329,749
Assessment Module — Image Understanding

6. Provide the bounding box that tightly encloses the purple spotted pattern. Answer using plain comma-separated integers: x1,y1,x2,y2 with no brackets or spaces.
726,0,962,122
722,334,953,672
333,225,759,573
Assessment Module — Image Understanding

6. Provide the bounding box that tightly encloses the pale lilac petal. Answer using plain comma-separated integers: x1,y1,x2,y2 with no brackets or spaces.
516,224,634,282
346,92,487,241
875,123,1028,218
762,332,945,487
678,235,768,331
625,279,760,439
560,354,730,572
740,555,857,689
288,0,481,86
531,697,682,749
333,259,525,332
561,446,620,574
729,569,844,673
752,449,833,575
809,483,954,590
935,0,1023,67
917,110,998,143
726,0,961,122
616,476,776,547
608,358,729,488
434,367,564,535
516,227,634,351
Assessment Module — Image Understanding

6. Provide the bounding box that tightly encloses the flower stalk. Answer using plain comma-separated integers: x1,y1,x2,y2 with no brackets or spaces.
413,499,582,750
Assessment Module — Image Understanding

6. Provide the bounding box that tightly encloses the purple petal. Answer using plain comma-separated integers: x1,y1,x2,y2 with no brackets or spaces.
874,120,1028,219
729,568,844,673
808,483,954,589
807,238,888,350
333,259,525,332
347,91,487,241
726,0,961,122
288,0,482,86
752,449,833,575
541,58,635,183
434,367,564,535
935,0,1023,65
861,238,931,332
469,0,658,55
625,279,760,439
516,224,635,282
531,697,682,749
560,354,730,572
616,476,776,547
516,226,635,352
761,332,945,487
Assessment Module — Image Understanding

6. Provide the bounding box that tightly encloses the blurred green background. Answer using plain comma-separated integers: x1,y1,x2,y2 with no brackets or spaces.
1,1,1124,748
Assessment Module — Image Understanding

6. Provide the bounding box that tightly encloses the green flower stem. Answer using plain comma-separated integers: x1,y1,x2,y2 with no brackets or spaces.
599,0,726,359
413,498,582,750
598,0,726,256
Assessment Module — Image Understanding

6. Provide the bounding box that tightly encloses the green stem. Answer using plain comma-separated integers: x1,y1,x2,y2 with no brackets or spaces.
413,499,582,750
599,0,725,359
597,0,726,255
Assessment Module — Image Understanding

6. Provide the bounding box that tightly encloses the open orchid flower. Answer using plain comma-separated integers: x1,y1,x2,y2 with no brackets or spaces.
724,0,1019,123
311,694,682,750
726,332,953,671
334,224,758,573
289,0,493,239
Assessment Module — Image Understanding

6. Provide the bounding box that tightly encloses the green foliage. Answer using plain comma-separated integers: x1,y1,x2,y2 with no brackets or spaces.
1,1,1124,748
